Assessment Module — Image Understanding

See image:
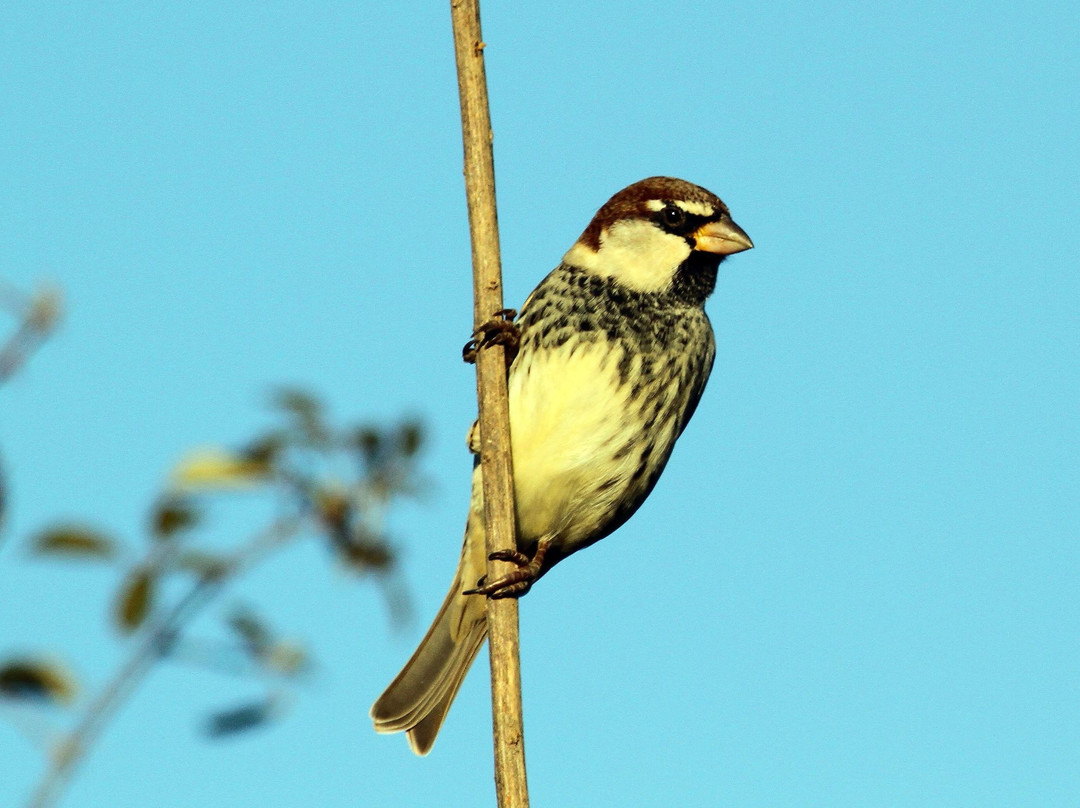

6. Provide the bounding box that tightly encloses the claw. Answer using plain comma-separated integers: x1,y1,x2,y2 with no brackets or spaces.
488,548,530,566
463,539,550,599
462,308,520,365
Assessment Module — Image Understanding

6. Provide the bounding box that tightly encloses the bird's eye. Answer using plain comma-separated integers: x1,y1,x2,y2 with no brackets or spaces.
660,204,686,230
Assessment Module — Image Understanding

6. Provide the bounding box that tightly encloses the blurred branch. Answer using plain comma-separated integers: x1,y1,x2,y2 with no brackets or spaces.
450,2,529,807
0,280,62,385
0,279,62,539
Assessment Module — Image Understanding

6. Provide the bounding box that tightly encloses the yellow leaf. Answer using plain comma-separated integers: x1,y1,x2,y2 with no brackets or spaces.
29,526,118,560
115,566,155,633
170,448,271,490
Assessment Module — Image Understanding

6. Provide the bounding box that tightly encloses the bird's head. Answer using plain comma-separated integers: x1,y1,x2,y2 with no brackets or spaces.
563,177,752,298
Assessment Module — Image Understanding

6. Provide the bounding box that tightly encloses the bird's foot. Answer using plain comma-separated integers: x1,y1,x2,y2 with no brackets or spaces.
463,540,549,599
462,308,519,365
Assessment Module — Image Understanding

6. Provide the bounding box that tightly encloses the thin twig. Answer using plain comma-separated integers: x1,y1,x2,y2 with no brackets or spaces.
0,282,62,385
449,3,529,807
26,516,303,808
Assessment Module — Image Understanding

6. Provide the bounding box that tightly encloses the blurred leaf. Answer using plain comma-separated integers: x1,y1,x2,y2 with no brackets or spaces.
175,550,229,580
368,469,396,500
115,566,155,633
29,526,118,561
273,388,320,420
265,641,308,676
205,698,278,739
314,488,350,532
397,420,424,457
227,609,272,657
171,448,272,490
273,388,328,446
240,432,286,467
227,611,310,675
151,496,199,539
0,658,78,704
351,426,381,465
26,284,63,333
338,533,394,572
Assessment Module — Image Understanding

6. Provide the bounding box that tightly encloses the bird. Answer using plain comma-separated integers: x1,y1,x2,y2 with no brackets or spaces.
370,176,752,754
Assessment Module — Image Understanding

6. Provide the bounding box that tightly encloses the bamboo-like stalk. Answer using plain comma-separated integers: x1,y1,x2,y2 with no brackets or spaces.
449,2,530,807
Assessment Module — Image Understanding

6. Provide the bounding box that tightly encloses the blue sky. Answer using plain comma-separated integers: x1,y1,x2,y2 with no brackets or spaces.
2,1,1078,806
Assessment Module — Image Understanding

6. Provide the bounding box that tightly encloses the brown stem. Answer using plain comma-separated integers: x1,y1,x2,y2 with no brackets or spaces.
449,3,530,807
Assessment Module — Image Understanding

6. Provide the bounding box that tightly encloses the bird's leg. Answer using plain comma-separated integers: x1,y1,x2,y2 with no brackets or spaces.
463,537,551,599
462,308,519,365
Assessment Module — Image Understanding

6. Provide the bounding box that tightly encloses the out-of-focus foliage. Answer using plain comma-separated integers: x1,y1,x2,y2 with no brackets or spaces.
29,527,119,561
0,659,78,705
1,387,427,808
205,695,283,739
0,280,62,539
0,280,62,386
114,566,156,634
150,497,200,539
171,449,274,490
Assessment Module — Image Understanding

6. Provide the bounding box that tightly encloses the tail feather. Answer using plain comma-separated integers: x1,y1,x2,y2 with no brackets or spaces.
371,505,488,754
403,620,486,754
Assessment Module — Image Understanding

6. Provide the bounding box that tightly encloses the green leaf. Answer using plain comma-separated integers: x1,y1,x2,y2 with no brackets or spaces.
272,388,321,420
29,526,118,560
240,432,286,467
337,532,395,572
227,609,273,656
314,488,350,532
0,658,78,704
151,496,199,539
205,698,278,739
397,420,424,457
273,388,328,445
115,566,155,633
351,426,382,464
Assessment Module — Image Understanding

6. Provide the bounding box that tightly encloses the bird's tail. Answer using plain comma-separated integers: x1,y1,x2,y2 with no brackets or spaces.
370,512,488,755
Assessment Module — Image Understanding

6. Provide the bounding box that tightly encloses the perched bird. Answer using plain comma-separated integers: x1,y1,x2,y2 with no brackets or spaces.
370,176,752,754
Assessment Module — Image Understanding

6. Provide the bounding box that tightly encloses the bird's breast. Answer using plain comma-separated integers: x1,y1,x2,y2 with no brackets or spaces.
506,332,683,554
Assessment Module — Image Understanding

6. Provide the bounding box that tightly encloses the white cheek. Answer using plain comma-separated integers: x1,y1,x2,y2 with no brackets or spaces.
563,220,691,294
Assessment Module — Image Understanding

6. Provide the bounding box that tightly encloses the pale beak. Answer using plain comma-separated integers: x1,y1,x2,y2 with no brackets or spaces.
693,216,754,255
